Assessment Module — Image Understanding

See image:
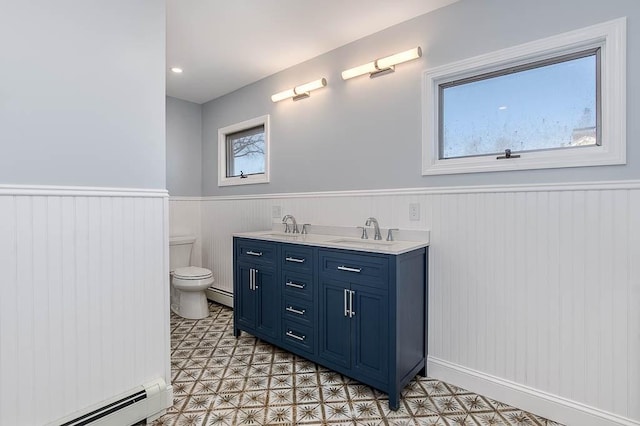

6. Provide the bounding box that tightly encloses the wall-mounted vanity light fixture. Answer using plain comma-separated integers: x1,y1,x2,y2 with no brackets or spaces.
341,47,422,80
271,78,327,102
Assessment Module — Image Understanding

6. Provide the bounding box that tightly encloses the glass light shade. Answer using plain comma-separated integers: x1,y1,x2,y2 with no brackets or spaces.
341,62,377,80
376,47,422,69
295,78,327,94
271,88,296,102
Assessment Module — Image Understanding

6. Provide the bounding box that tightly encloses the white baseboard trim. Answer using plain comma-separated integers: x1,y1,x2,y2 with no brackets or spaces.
206,287,233,308
427,357,639,426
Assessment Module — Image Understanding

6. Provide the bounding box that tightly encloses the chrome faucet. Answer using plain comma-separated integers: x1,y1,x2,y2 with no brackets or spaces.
365,217,382,240
282,215,299,233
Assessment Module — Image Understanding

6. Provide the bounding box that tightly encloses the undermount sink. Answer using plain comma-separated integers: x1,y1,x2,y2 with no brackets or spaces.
328,238,395,247
261,232,299,237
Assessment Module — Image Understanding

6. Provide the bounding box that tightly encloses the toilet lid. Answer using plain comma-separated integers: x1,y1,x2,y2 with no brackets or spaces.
174,266,213,280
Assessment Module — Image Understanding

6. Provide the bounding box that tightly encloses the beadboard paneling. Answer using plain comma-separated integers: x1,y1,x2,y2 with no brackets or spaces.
170,182,640,425
0,190,170,425
427,188,639,425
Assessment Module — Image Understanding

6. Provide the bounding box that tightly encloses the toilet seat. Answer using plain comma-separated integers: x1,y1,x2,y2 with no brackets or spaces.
173,266,213,280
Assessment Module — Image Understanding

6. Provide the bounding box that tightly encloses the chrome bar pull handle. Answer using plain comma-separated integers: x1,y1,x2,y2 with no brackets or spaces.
286,331,306,341
349,290,355,318
249,268,254,290
285,281,305,289
246,251,263,257
285,256,306,263
286,306,306,315
337,265,361,273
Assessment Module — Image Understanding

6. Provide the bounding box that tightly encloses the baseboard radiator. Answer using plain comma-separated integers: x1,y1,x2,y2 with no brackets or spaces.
205,286,233,308
49,378,169,426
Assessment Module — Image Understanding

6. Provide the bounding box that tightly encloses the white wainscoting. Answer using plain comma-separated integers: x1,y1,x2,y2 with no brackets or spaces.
0,186,171,425
168,181,640,426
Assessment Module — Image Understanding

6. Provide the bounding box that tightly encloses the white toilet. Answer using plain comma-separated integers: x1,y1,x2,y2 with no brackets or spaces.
169,236,214,319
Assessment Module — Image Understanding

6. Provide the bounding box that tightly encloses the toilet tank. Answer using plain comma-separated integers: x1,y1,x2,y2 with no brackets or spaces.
169,236,196,272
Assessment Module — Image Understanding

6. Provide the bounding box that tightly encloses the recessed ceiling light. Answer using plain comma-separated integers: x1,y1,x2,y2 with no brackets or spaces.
170,67,183,74
498,105,507,110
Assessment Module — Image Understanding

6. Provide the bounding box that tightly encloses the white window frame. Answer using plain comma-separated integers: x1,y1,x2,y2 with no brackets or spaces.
218,114,270,187
422,18,626,176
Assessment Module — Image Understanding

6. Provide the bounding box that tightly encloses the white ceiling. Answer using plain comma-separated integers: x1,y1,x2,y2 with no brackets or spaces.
166,0,459,104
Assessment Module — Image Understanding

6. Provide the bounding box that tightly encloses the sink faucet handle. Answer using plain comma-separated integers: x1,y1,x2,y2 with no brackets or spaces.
301,224,311,235
386,228,399,241
357,226,368,240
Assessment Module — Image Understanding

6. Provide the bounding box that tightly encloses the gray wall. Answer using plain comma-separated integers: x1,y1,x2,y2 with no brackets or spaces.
166,96,202,196
202,0,639,196
0,1,166,189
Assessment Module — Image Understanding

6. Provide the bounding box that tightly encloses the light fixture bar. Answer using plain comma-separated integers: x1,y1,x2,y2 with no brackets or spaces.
271,88,296,103
377,47,422,69
341,62,377,80
341,46,422,80
271,78,327,102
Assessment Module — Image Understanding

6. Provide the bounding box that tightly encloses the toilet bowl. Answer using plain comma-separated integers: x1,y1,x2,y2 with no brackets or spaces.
171,266,214,319
169,236,214,319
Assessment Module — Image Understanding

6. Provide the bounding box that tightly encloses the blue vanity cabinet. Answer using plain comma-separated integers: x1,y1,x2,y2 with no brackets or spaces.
233,236,428,411
233,239,279,340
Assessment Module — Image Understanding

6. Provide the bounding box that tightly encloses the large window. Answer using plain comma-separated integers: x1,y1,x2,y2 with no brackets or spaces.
218,115,270,186
422,18,626,175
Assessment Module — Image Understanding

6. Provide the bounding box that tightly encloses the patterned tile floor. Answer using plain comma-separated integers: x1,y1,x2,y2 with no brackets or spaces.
151,302,563,426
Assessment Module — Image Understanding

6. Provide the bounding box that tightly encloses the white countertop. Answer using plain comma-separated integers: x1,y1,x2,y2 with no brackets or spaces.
233,228,429,255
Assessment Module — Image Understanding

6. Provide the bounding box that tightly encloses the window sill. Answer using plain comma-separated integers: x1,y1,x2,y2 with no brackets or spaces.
218,174,269,187
422,145,626,175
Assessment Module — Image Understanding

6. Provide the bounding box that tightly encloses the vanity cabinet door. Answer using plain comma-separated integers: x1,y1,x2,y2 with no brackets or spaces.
235,262,257,331
351,283,388,385
233,237,279,341
255,266,278,339
318,279,351,370
234,262,278,339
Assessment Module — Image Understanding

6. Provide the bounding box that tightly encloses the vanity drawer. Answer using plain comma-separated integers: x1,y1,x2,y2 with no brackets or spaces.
282,321,314,354
319,249,388,288
281,244,314,273
235,238,277,265
282,271,313,301
282,297,313,326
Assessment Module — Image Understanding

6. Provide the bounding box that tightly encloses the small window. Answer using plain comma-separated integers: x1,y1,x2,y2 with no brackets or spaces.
218,115,270,186
422,18,626,175
225,125,265,177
